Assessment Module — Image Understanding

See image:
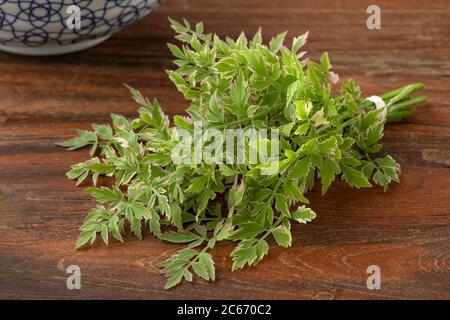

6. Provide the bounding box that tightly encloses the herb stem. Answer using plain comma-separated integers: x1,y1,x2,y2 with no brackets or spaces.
388,95,427,113
381,83,424,101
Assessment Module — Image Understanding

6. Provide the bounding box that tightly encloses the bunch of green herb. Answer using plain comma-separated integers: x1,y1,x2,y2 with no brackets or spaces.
57,19,426,289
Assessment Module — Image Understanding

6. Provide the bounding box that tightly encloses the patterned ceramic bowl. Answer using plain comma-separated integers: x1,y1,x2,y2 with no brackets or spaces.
0,0,163,56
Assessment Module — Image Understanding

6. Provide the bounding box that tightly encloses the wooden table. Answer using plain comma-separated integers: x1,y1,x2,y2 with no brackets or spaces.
0,0,449,300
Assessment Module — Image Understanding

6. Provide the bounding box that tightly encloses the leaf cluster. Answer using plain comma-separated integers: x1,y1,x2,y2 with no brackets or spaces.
57,19,426,289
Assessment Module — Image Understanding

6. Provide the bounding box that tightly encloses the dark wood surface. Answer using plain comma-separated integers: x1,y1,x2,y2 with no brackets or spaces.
1,0,449,299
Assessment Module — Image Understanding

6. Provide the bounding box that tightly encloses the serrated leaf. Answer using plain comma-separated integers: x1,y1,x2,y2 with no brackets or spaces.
366,121,385,147
247,50,267,76
85,187,122,203
295,100,312,121
272,226,292,248
291,206,316,223
320,52,331,70
186,175,208,193
311,109,329,126
100,224,109,245
319,158,341,194
56,130,97,152
254,239,270,265
192,261,208,280
157,193,171,218
215,224,233,241
341,164,372,188
289,156,310,179
150,211,161,236
292,31,308,53
160,232,200,243
164,270,185,290
283,181,309,204
269,31,287,53
75,229,96,249
108,215,123,242
231,222,265,240
167,43,186,60
231,240,258,271
275,193,291,217
198,252,215,281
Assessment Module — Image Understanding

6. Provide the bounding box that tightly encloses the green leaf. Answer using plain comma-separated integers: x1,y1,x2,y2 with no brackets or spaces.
92,124,113,140
171,203,183,230
372,155,401,191
366,121,384,146
341,164,372,188
75,229,96,249
294,122,310,135
272,226,292,248
286,80,300,108
198,252,215,281
167,43,186,60
292,31,308,53
145,153,172,166
85,187,122,203
320,52,331,70
160,232,200,243
186,176,208,193
164,270,185,290
311,110,329,126
295,100,312,121
231,222,265,240
149,211,161,236
108,215,123,242
247,50,267,76
300,139,319,154
208,92,224,122
56,129,98,155
289,156,310,179
254,239,269,265
100,224,109,244
291,206,316,223
280,122,295,136
130,216,142,240
192,261,208,280
269,31,287,53
157,193,171,218
215,224,234,241
283,181,309,204
275,193,291,217
231,240,258,271
319,158,341,194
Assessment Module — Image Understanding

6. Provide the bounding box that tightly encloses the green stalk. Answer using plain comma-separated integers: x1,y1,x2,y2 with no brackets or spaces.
381,82,424,101
386,111,413,122
386,95,427,122
388,95,427,113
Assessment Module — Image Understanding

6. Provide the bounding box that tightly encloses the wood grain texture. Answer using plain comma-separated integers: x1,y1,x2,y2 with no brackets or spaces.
0,0,449,299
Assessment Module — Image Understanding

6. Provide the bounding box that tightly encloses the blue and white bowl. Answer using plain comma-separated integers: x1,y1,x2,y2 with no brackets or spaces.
0,0,163,56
